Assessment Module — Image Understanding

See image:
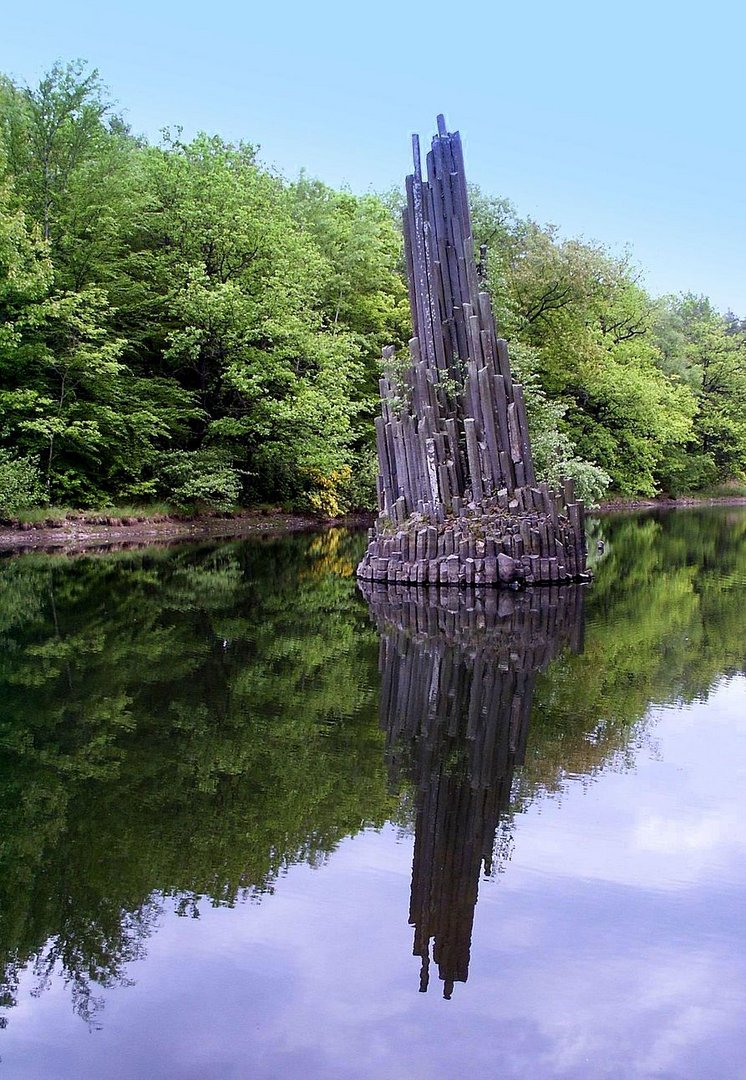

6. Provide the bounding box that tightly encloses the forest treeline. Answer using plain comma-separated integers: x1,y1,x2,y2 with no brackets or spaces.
1,61,744,514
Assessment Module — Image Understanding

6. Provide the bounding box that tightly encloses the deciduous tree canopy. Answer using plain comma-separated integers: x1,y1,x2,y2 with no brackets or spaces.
1,62,743,512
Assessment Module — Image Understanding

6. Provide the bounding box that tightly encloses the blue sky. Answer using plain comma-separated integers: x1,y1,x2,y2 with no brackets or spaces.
2,0,745,313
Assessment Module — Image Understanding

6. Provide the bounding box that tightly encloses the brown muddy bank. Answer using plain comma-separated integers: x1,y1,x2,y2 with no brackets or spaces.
0,509,374,556
595,494,746,514
2,495,744,555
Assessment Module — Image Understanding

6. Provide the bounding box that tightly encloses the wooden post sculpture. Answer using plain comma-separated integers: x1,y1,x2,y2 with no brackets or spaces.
356,116,588,587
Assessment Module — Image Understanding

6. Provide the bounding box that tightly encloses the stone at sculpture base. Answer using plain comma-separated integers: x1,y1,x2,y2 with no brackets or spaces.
356,485,589,587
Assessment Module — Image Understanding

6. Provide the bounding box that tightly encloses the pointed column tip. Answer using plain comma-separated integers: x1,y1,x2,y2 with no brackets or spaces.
411,133,422,182
436,114,448,136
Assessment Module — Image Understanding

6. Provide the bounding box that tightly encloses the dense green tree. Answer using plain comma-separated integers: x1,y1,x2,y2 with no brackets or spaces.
0,61,136,292
652,296,746,491
0,61,744,510
0,202,197,506
119,133,372,508
470,189,700,495
0,72,198,506
289,175,410,365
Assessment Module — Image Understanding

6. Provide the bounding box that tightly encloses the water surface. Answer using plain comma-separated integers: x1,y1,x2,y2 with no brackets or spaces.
0,509,744,1078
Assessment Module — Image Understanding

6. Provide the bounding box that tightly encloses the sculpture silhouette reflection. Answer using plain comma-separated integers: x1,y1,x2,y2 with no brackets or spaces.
360,581,586,998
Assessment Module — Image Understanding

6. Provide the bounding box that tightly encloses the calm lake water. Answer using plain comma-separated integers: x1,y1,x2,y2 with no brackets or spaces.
0,507,744,1079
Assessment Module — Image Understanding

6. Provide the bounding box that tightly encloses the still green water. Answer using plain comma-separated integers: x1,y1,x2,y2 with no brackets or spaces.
0,508,744,1078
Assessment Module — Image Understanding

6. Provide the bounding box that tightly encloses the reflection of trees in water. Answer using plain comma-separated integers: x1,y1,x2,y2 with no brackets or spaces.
0,531,390,1028
520,508,746,800
0,509,743,1022
29,898,162,1028
361,582,585,998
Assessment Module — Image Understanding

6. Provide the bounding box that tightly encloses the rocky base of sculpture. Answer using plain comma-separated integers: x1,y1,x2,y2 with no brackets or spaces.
356,487,589,587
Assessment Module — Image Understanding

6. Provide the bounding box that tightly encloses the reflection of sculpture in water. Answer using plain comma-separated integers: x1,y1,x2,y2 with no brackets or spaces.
360,581,585,998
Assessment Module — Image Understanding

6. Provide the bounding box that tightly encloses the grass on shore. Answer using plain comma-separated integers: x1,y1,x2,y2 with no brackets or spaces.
3,503,207,526
0,502,306,528
3,483,745,528
692,481,746,498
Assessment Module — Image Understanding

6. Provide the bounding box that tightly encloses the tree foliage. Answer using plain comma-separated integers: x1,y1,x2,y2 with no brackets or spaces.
1,62,744,509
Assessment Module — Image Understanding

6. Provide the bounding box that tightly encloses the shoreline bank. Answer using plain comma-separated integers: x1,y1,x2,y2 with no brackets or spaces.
0,509,344,555
594,494,746,514
1,496,745,555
